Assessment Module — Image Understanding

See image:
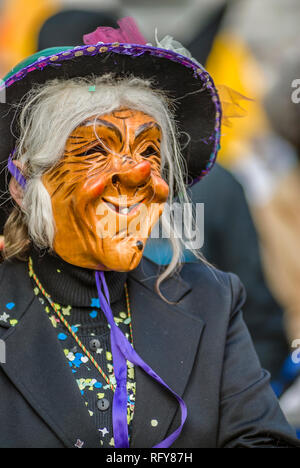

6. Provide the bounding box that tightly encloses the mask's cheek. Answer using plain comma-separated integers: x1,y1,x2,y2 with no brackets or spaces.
151,173,169,203
42,170,110,266
80,171,108,201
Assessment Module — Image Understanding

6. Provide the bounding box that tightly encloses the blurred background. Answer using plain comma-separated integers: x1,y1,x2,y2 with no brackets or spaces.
1,0,300,432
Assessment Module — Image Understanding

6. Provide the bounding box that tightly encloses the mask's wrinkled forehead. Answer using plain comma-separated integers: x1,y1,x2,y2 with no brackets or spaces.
65,108,161,159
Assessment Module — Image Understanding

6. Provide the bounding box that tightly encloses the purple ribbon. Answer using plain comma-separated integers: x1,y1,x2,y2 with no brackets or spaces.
95,271,187,448
7,154,27,189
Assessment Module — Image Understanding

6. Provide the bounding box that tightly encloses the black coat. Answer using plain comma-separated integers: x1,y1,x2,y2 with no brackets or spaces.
191,164,289,377
0,256,298,448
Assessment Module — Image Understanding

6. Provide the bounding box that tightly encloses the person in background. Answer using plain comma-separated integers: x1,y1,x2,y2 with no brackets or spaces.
145,163,289,379
37,9,118,51
259,55,300,345
248,54,300,430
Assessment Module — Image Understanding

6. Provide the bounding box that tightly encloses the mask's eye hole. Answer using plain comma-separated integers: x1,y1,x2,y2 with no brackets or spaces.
140,146,158,158
86,144,109,157
76,144,109,158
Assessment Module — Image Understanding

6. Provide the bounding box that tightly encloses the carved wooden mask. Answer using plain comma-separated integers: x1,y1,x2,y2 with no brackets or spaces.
42,109,169,271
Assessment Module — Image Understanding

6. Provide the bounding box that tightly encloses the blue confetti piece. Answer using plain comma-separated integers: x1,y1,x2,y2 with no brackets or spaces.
6,302,15,310
58,333,67,341
73,353,85,368
71,325,78,333
91,298,101,308
94,382,103,389
90,310,98,319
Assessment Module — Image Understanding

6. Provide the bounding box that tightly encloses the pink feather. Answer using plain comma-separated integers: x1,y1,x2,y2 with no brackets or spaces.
83,17,147,46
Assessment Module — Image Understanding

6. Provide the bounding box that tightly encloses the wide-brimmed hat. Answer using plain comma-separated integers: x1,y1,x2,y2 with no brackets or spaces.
0,17,222,175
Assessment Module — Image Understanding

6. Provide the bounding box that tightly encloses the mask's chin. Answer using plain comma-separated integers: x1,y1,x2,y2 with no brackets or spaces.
52,230,147,272
100,250,143,272
97,235,146,272
52,200,162,271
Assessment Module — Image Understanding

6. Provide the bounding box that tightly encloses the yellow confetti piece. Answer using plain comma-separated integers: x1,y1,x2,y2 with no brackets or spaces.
151,419,158,427
109,437,114,446
106,351,112,361
10,319,18,327
97,393,105,399
88,410,94,417
76,379,86,391
62,305,71,316
49,316,58,328
119,312,127,319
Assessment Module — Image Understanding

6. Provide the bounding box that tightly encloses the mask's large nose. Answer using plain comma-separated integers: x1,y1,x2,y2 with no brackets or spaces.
112,160,152,188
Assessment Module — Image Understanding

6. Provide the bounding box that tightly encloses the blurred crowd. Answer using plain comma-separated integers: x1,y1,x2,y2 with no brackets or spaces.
0,0,300,433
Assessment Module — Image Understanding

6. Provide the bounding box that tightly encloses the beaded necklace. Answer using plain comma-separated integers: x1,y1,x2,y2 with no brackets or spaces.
28,256,133,393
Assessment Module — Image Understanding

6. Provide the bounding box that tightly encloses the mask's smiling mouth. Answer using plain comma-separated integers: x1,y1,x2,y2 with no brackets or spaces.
102,198,146,216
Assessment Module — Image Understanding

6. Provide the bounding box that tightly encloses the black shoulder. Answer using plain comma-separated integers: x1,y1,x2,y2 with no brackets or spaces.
0,259,34,329
132,256,246,317
181,260,246,309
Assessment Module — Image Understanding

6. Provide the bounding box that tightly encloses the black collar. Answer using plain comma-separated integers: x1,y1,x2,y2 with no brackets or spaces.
29,246,127,307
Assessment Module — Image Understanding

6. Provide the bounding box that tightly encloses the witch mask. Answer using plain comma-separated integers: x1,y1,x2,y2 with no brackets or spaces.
42,108,169,271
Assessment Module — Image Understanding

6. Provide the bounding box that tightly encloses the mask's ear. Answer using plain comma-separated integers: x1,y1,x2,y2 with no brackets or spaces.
9,161,25,207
